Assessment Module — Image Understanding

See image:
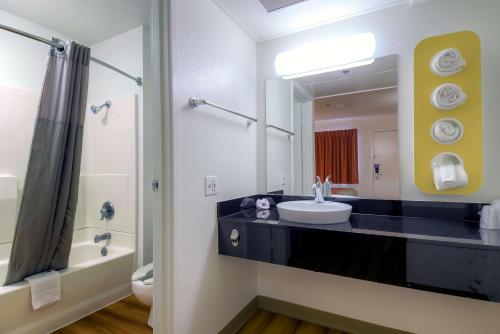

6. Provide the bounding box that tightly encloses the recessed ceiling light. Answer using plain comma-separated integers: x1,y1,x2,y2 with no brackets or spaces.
258,0,307,12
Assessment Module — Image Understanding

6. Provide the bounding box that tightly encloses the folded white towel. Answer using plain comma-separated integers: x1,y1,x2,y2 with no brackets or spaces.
491,200,500,219
480,205,500,230
480,228,500,245
25,271,61,310
431,83,467,110
440,164,456,184
455,164,468,186
433,164,468,191
430,48,466,76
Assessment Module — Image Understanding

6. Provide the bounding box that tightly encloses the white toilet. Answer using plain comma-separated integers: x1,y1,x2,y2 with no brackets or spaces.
132,263,153,327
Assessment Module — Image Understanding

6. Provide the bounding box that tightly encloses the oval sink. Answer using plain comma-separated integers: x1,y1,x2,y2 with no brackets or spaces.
277,200,352,224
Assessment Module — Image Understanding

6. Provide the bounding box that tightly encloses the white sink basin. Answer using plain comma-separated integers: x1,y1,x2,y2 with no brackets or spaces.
277,200,352,224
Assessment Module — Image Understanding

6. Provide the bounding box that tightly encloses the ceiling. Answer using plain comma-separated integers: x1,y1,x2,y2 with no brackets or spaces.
315,87,397,121
0,0,150,45
214,0,414,41
296,54,398,98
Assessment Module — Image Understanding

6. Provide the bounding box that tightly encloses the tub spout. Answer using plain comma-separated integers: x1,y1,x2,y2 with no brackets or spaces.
94,232,111,243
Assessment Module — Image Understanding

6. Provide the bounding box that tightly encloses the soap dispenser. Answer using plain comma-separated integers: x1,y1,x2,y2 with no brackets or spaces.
323,175,332,198
313,176,324,203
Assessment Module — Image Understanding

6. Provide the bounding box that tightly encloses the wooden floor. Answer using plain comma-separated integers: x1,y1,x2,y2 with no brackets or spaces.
54,295,152,334
238,310,350,334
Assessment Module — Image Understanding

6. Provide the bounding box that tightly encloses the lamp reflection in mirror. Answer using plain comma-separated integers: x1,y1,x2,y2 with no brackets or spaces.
275,32,376,79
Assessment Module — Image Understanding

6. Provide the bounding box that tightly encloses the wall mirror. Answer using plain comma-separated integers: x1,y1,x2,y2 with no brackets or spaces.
266,54,399,199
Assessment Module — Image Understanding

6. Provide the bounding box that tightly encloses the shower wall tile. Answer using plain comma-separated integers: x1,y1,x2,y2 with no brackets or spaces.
0,175,17,245
79,174,134,234
79,94,137,237
0,242,11,262
0,86,37,188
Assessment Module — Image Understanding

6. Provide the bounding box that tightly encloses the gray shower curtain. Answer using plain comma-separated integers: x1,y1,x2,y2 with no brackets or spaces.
4,40,90,285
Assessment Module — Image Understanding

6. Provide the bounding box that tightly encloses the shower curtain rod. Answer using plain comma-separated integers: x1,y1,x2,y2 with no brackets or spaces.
0,23,143,86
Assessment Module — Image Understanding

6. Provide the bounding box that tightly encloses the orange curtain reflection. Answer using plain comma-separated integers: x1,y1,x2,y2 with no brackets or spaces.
315,129,358,184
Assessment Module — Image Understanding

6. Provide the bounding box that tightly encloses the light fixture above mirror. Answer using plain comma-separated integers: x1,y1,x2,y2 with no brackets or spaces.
274,32,376,79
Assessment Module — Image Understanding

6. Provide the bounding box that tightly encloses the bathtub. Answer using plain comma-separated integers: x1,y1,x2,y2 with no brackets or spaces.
0,228,135,334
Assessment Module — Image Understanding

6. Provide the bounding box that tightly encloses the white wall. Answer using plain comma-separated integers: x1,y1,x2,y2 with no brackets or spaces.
171,0,258,333
255,1,500,333
257,0,500,204
0,9,74,91
315,114,398,198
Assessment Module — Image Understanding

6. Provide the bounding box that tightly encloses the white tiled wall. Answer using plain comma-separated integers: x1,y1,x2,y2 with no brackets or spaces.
0,84,138,248
0,176,17,244
78,174,134,234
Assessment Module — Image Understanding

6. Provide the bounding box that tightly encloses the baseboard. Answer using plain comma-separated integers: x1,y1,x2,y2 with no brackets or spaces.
219,295,413,334
218,297,259,334
257,296,413,334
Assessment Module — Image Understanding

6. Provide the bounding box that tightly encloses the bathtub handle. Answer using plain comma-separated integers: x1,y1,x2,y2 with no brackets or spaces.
100,201,115,221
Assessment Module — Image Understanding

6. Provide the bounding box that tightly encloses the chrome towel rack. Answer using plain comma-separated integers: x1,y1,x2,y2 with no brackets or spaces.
266,124,295,137
189,98,257,124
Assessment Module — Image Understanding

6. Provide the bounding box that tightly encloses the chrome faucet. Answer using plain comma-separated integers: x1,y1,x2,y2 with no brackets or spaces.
313,176,324,203
94,232,111,243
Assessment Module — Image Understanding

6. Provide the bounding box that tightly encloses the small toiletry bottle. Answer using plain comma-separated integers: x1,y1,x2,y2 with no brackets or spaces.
323,175,332,198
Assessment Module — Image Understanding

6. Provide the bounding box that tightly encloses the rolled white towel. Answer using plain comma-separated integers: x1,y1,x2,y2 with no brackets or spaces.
431,83,467,110
256,209,270,219
431,118,463,144
256,198,270,210
430,48,466,76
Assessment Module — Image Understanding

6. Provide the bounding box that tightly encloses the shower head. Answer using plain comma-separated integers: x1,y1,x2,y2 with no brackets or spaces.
90,100,111,114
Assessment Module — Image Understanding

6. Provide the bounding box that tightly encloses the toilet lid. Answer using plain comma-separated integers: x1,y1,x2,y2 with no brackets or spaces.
132,263,154,281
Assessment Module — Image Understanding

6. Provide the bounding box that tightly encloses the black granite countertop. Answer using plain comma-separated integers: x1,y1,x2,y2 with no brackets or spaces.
218,195,500,302
220,208,500,249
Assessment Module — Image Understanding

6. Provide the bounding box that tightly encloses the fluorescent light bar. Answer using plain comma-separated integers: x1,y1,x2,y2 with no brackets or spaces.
282,59,375,79
275,32,376,78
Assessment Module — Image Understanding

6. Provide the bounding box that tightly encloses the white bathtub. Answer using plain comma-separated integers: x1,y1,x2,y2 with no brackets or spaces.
0,228,135,334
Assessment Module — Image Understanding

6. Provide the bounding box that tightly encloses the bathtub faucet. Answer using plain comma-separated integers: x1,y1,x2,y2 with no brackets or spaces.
94,232,111,243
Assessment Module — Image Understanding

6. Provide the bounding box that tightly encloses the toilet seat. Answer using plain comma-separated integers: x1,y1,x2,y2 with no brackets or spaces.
132,263,153,281
132,263,153,307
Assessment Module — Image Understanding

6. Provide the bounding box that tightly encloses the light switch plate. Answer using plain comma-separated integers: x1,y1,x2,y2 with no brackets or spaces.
205,176,218,196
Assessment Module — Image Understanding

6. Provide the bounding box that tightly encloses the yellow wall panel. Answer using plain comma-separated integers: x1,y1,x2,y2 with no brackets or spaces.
414,31,482,194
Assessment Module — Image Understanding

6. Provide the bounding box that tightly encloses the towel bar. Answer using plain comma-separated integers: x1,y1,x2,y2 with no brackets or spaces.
266,124,295,137
189,98,257,124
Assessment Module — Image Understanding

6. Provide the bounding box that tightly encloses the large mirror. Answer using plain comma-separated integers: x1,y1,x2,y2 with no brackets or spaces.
266,55,399,199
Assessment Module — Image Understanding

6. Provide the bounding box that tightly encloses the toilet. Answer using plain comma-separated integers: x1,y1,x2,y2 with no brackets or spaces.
132,263,153,327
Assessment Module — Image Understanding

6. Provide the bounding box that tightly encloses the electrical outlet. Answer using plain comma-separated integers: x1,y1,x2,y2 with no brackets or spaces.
205,176,218,196
281,172,287,186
